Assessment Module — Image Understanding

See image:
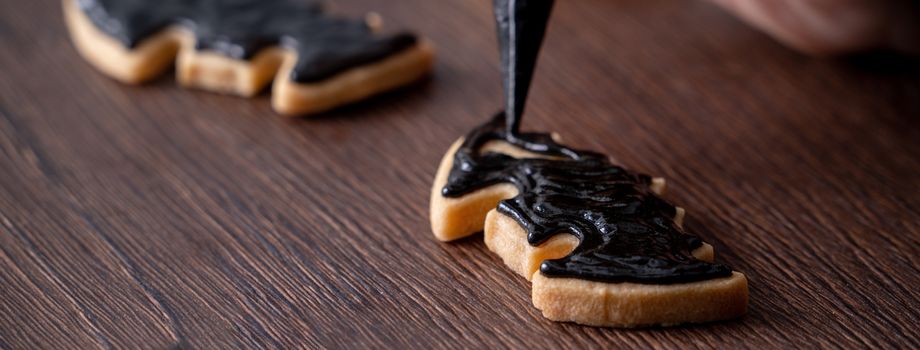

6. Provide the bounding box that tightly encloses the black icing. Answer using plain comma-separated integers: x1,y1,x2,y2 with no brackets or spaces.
443,114,733,284
440,0,733,284
77,0,417,83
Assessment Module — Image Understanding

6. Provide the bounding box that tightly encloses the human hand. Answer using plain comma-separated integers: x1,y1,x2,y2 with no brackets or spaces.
710,0,920,56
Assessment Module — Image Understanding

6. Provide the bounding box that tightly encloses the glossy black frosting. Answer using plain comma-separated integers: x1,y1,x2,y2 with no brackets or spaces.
77,0,417,83
443,114,733,284
440,0,733,284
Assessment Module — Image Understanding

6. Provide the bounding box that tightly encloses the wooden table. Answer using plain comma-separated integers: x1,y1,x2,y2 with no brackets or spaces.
1,0,917,348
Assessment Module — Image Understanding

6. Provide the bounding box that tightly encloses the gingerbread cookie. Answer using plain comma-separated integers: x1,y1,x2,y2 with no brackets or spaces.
429,0,747,327
64,0,434,116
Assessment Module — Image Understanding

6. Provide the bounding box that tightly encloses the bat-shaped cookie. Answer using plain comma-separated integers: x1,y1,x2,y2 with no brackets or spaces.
64,0,434,116
430,115,748,327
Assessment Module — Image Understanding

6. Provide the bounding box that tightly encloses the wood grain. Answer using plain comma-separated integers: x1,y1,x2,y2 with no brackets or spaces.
0,0,918,348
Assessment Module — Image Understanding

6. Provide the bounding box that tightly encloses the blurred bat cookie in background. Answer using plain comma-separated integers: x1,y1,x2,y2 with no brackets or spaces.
64,0,434,116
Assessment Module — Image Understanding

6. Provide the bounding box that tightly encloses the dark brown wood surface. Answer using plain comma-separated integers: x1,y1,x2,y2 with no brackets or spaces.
1,0,918,348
